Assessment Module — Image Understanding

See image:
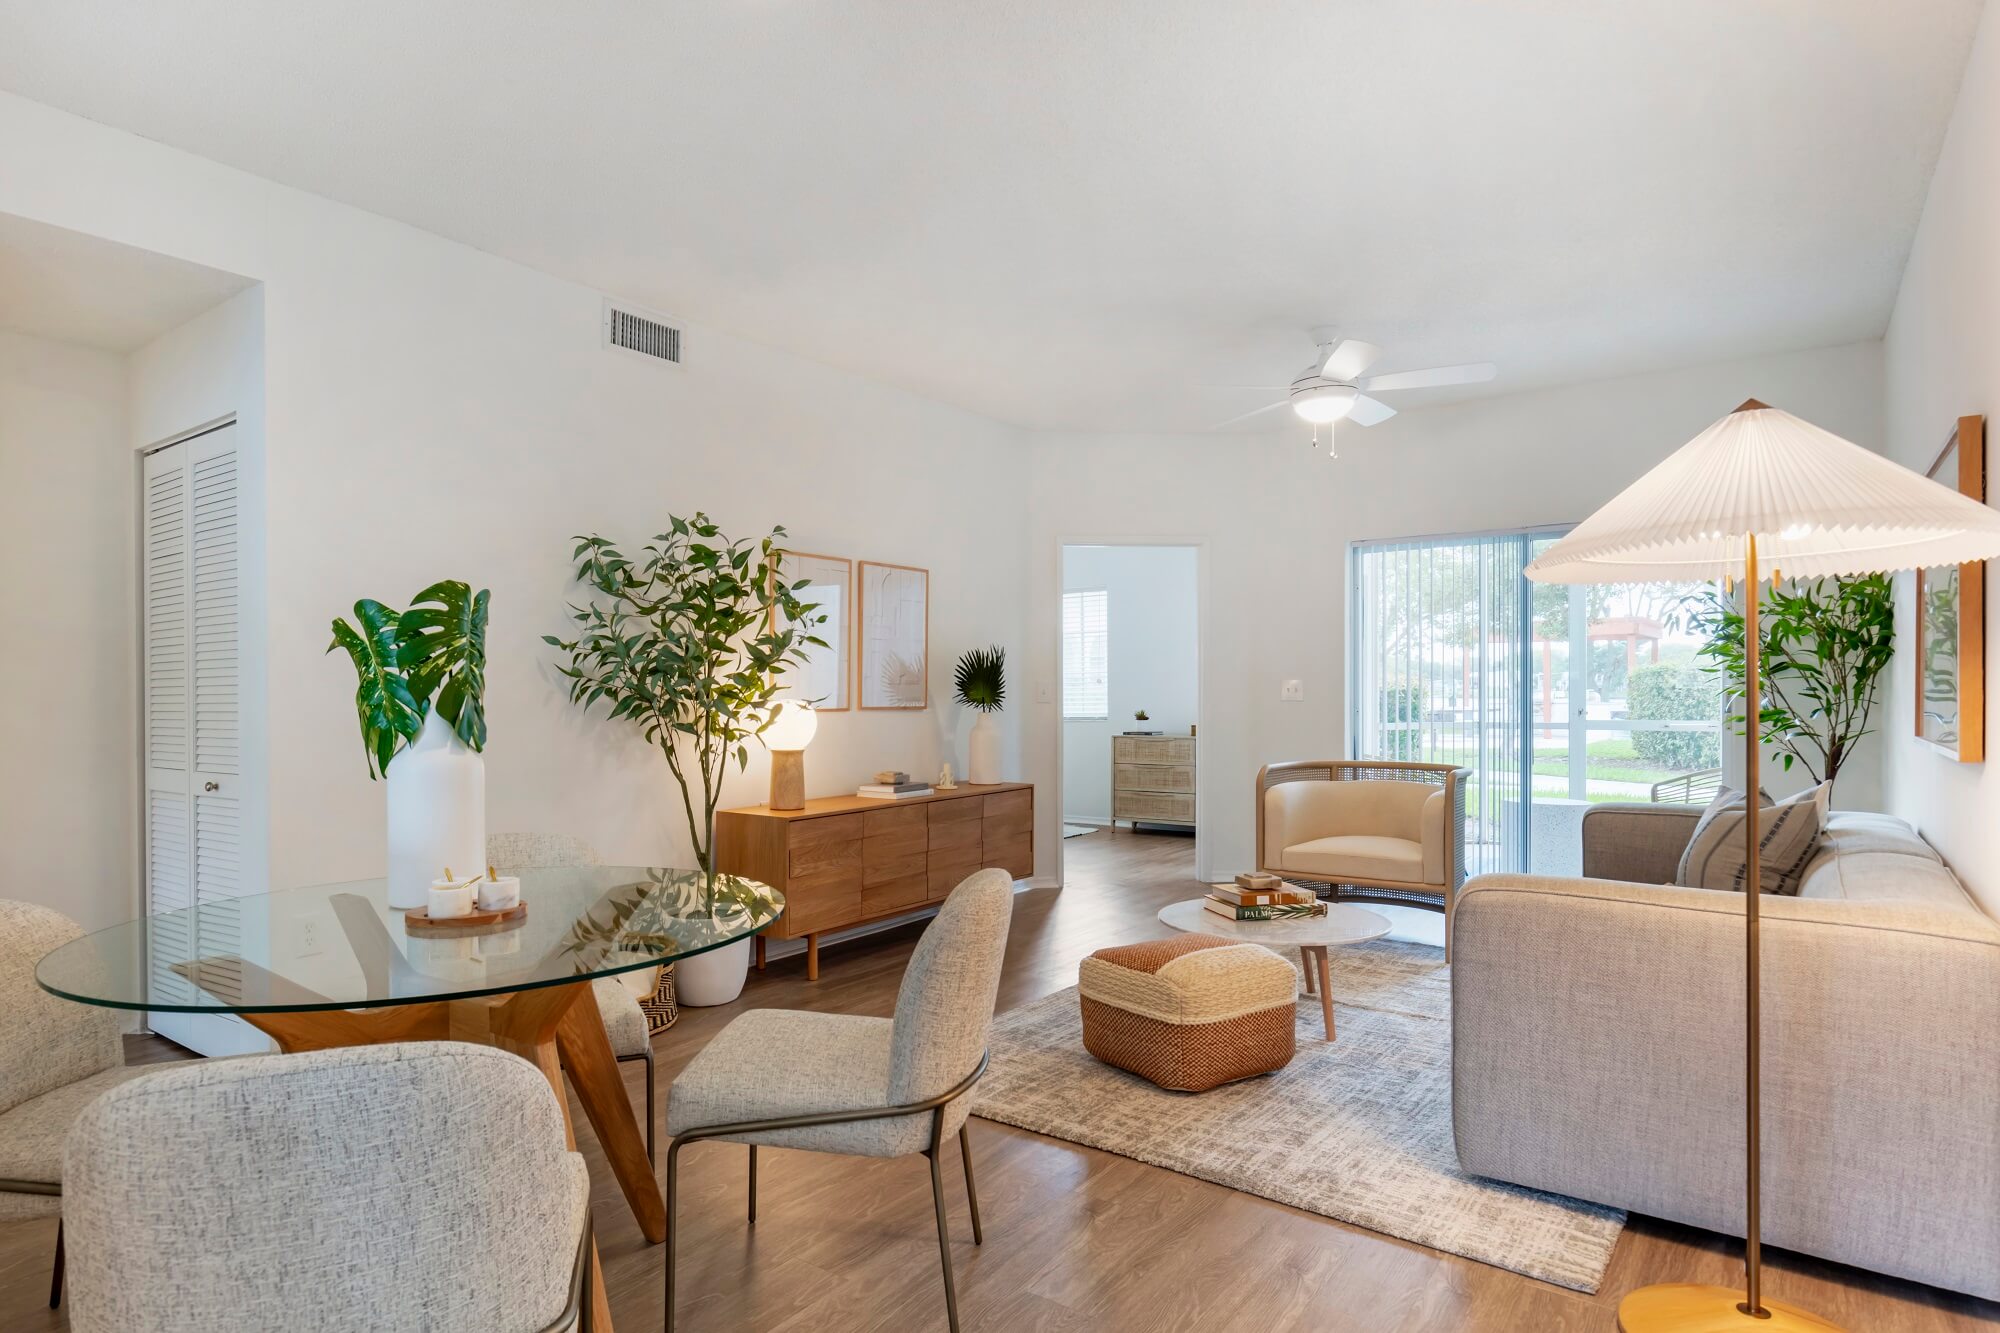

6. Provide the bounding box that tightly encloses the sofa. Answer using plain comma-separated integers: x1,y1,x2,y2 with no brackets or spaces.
1257,761,1470,955
1451,804,2000,1300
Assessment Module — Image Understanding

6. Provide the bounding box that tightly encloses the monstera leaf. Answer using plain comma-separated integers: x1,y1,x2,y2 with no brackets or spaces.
328,599,423,778
397,580,490,751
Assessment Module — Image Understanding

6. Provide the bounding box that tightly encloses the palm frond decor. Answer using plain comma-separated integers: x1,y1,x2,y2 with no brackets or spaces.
954,645,1006,714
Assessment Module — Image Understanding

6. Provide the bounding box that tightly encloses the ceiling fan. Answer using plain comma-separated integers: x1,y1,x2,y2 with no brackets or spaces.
1215,328,1497,448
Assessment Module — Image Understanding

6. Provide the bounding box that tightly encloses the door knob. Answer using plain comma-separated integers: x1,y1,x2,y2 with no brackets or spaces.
203,781,220,793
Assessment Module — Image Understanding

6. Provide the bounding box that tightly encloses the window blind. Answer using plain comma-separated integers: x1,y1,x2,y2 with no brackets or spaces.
1062,589,1109,718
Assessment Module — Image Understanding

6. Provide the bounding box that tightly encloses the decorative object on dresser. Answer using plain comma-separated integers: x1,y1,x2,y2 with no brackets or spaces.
1523,398,2000,1332
1077,934,1297,1091
716,783,1033,980
857,559,929,708
1256,760,1469,958
548,513,823,1002
329,579,491,910
761,693,817,811
778,551,852,710
1917,414,1986,760
954,644,1007,784
1112,732,1195,830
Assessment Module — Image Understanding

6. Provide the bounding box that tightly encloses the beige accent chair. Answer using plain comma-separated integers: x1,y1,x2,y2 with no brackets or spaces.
1453,808,2000,1302
486,833,663,1162
1257,761,1471,955
0,899,155,1309
663,869,1014,1333
63,1042,593,1332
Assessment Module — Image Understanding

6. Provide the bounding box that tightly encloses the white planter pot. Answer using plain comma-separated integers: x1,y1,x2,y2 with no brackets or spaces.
967,712,1002,785
386,710,486,910
675,937,752,1006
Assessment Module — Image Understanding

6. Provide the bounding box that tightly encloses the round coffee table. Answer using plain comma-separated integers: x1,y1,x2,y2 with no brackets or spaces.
1157,896,1392,1041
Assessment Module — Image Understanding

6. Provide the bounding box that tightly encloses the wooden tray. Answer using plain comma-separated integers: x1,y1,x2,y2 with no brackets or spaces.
403,901,527,935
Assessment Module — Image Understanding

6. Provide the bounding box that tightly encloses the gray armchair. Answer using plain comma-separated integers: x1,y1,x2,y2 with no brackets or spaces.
62,1042,593,1332
0,899,155,1308
662,868,1015,1333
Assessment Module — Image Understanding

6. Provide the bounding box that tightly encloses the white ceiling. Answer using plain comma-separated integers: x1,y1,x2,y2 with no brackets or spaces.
0,211,253,353
0,2,1979,429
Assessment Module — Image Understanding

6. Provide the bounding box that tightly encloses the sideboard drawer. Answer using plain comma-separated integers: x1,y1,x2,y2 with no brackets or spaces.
928,798,984,854
1115,762,1194,793
862,872,929,917
982,788,1031,831
784,870,862,935
929,856,982,900
982,832,1033,879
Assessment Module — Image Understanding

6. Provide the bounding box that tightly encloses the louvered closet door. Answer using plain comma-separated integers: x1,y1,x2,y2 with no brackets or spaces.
143,425,249,1054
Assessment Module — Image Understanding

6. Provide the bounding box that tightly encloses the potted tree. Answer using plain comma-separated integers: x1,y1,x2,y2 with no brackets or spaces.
548,513,821,1004
329,581,490,908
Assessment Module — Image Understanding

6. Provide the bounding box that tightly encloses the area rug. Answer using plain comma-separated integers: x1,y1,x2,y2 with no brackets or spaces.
971,939,1625,1292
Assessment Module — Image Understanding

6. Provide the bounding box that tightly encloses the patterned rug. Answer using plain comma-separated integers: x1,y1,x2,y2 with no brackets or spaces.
971,939,1625,1292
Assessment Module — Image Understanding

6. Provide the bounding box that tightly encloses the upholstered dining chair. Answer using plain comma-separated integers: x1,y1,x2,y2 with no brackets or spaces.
662,868,1014,1333
486,832,666,1162
63,1042,593,1333
0,898,155,1309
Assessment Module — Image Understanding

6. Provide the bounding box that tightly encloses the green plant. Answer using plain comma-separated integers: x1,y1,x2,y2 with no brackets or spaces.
328,580,490,778
545,514,823,874
953,645,1006,713
1134,708,1149,722
1676,573,1895,786
1625,662,1722,770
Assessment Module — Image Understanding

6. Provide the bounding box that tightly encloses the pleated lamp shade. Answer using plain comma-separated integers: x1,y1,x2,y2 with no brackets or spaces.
1526,400,2000,585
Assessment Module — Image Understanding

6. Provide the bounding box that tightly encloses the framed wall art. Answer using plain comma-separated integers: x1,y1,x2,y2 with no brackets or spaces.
1916,414,1986,762
779,552,852,710
857,560,929,709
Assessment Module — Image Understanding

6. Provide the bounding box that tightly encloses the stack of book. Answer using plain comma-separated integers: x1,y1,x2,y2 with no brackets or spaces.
857,778,934,800
1204,878,1326,921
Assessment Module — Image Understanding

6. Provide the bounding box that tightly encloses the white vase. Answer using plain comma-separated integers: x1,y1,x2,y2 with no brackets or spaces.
967,712,1002,785
675,937,751,1006
386,710,486,910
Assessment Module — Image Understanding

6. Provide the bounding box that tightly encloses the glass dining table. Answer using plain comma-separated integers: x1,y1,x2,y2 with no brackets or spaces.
37,864,781,1330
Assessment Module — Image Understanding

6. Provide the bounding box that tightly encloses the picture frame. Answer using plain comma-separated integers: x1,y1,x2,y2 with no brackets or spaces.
779,552,852,711
1915,414,1986,762
857,560,929,709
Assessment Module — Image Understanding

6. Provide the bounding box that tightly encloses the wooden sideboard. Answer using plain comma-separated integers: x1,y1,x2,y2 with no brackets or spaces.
715,783,1033,979
1111,734,1195,829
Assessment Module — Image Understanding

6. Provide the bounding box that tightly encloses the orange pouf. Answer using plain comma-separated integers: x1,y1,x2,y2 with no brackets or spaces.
1078,934,1297,1092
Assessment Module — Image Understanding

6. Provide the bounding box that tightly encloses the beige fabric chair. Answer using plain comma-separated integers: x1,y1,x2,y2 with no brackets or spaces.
63,1042,592,1332
485,833,662,1162
663,869,1015,1333
0,899,154,1308
1256,761,1470,955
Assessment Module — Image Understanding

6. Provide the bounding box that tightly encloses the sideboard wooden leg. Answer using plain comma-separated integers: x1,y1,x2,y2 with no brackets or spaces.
754,935,766,971
806,933,819,981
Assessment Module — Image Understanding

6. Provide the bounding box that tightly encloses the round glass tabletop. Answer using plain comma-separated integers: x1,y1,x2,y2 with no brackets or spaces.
36,866,783,1014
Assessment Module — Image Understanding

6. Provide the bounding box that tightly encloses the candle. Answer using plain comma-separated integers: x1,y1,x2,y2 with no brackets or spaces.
428,870,477,920
477,874,521,912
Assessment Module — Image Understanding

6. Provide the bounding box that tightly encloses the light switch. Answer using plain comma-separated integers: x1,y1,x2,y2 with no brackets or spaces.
1036,681,1054,704
1281,679,1305,702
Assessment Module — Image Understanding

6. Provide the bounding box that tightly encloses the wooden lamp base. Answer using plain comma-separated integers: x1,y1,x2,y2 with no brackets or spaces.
1618,1284,1843,1332
770,749,806,811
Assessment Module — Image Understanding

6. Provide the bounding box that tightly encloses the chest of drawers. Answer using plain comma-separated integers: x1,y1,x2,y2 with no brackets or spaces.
1111,734,1195,828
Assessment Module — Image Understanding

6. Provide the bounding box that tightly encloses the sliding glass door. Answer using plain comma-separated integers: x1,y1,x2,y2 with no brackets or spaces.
1351,529,1720,875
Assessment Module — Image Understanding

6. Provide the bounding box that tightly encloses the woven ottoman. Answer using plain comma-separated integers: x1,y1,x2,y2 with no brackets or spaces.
1078,934,1297,1091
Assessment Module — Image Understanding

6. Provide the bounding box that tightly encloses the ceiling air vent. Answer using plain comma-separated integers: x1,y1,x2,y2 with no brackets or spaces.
602,299,683,367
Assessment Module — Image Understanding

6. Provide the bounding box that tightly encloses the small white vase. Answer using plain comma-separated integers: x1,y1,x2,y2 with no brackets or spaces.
967,712,1002,785
675,937,752,1006
386,710,487,910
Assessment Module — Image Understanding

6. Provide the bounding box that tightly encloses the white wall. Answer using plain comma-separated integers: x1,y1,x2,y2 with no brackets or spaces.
1026,341,1885,882
1882,1,2000,918
0,91,1032,895
0,330,134,930
1061,544,1198,823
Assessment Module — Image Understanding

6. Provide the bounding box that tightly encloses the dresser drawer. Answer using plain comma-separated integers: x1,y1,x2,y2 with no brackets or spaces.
1115,762,1194,794
982,832,1033,879
928,856,983,900
1112,734,1195,765
788,813,863,877
781,871,862,936
862,872,930,917
982,788,1031,837
928,797,984,854
1113,791,1195,823
863,804,928,882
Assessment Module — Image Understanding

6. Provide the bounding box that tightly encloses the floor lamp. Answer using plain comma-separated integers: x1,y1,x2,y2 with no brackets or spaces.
1526,399,2000,1332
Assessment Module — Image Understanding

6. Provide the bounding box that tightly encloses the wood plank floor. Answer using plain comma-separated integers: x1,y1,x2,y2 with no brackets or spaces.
4,827,1995,1330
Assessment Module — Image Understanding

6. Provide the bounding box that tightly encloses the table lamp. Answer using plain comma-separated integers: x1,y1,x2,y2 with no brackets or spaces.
763,695,817,811
1527,399,2000,1331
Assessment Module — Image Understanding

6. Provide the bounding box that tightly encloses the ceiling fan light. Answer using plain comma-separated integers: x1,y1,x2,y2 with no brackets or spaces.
1293,385,1356,423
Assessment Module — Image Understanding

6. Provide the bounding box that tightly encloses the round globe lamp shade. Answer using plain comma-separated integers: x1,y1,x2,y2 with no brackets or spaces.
764,698,817,811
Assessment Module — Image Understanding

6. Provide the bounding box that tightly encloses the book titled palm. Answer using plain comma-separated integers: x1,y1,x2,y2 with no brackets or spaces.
1203,896,1328,921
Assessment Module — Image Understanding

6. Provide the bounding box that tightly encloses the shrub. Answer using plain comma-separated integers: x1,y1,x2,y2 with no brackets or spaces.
1626,663,1721,770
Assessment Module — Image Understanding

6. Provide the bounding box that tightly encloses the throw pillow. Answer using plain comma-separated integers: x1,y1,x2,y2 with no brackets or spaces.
1676,783,1826,896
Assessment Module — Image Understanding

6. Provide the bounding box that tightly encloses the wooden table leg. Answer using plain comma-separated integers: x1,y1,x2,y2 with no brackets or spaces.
553,984,669,1243
1310,946,1335,1040
806,932,819,981
755,935,766,971
1300,950,1316,996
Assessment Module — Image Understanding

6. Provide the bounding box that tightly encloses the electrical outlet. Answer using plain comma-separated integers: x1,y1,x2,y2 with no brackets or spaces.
295,920,323,958
1280,678,1305,702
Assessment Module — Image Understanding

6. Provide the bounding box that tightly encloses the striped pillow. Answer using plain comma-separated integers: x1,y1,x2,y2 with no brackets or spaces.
1675,783,1827,896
